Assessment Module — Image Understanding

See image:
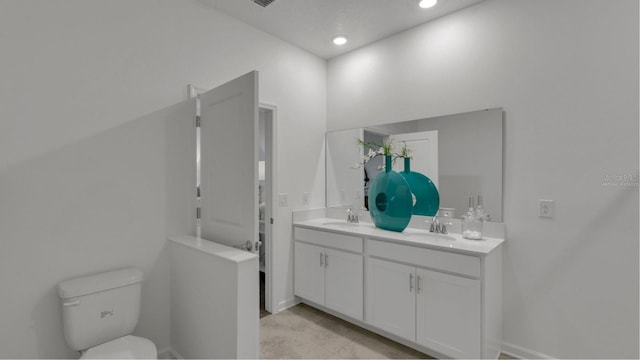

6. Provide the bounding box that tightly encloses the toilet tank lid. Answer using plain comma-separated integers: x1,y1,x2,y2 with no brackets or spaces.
58,267,143,299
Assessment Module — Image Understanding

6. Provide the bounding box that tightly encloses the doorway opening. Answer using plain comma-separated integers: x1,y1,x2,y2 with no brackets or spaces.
259,104,276,317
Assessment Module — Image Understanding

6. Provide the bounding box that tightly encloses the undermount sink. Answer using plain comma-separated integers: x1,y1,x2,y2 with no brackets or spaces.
403,231,456,242
320,220,368,228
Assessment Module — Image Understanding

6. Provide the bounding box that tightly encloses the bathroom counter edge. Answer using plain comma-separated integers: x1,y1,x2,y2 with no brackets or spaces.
293,218,503,256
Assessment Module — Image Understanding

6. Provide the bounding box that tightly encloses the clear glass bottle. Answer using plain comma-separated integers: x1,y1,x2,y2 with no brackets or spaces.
475,195,490,222
462,197,483,240
438,208,455,227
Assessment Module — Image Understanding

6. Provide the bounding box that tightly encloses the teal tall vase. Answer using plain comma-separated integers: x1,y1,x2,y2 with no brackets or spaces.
400,157,440,216
368,156,413,232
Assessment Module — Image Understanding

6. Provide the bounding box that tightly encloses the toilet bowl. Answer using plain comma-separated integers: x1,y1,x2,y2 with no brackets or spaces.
58,268,157,359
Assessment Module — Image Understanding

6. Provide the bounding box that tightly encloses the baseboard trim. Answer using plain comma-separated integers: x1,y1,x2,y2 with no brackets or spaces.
501,341,555,359
157,347,183,360
274,297,299,314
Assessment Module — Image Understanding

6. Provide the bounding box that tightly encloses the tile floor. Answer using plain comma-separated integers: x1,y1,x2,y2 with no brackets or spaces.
260,303,517,359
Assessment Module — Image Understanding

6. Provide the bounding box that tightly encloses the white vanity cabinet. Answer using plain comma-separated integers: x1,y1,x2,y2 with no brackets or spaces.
366,258,481,358
294,242,325,305
294,227,364,321
366,238,484,358
415,267,481,358
366,258,417,340
293,220,503,359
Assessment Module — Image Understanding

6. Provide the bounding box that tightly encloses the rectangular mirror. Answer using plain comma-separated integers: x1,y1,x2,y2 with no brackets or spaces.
326,108,504,221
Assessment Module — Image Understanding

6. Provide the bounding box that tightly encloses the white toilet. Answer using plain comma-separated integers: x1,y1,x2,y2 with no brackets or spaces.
58,267,157,359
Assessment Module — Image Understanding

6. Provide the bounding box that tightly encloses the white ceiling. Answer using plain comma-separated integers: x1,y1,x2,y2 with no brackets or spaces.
200,0,486,59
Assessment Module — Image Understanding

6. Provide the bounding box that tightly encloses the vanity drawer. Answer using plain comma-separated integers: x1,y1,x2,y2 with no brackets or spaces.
294,227,363,253
367,239,480,278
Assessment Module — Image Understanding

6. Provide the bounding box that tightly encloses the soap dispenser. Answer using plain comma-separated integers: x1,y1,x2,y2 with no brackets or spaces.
462,197,483,240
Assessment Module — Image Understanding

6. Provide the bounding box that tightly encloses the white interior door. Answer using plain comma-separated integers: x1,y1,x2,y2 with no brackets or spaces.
199,71,258,249
390,130,439,188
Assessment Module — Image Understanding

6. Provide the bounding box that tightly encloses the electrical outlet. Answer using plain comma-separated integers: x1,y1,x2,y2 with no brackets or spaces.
302,192,309,206
339,189,346,202
279,193,289,207
539,200,555,218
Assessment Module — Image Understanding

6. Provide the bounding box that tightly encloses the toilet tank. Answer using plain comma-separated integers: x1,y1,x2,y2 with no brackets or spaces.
58,267,144,351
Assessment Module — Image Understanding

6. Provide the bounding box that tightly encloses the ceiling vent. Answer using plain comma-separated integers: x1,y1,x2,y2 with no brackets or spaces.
251,0,276,7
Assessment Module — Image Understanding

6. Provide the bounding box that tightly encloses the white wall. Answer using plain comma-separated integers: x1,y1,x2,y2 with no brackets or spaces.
0,98,195,358
0,0,326,357
328,0,639,358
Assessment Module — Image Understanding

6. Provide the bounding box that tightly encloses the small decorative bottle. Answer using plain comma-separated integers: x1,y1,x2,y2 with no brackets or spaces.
475,195,490,222
462,197,483,240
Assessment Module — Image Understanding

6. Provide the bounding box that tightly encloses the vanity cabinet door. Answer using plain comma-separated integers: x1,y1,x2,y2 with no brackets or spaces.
415,268,481,359
294,242,325,305
325,248,363,321
366,258,416,340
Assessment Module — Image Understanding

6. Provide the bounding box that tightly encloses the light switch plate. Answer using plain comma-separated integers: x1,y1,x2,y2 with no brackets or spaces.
279,193,289,207
539,200,555,218
302,192,309,206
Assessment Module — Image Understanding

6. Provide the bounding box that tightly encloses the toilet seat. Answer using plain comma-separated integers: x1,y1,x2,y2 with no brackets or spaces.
81,335,157,359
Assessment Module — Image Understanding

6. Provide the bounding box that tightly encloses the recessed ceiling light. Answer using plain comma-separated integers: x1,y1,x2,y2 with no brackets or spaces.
333,36,348,46
419,0,437,9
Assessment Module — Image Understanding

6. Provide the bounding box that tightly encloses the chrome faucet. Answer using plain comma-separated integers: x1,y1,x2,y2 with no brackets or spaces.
346,208,359,223
429,215,447,234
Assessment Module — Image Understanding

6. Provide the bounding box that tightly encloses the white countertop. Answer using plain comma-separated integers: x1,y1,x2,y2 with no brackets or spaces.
293,218,504,256
170,236,258,263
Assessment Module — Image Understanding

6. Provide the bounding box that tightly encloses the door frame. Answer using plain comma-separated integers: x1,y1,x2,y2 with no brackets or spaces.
259,102,277,314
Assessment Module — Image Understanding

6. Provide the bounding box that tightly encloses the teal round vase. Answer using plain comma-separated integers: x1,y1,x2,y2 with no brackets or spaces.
400,157,440,217
368,156,413,232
